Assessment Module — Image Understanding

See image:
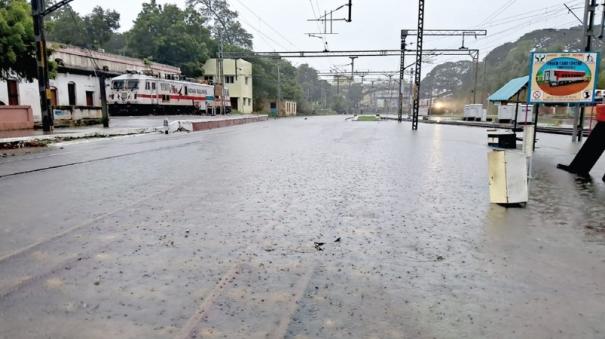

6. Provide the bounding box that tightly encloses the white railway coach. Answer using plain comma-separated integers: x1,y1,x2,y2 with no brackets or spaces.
108,74,222,115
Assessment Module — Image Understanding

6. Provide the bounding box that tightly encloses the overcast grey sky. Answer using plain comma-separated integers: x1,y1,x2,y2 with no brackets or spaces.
71,0,583,79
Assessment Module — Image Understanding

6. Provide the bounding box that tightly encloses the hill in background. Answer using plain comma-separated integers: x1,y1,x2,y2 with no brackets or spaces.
421,26,604,113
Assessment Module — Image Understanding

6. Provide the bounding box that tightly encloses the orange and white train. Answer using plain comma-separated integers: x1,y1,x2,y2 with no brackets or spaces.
107,74,231,115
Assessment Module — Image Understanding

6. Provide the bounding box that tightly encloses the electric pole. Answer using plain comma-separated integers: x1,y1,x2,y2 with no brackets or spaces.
577,0,598,142
219,32,226,115
31,0,76,132
387,74,394,114
31,0,52,132
277,64,281,118
398,30,407,122
472,51,480,104
99,75,109,127
349,56,358,81
412,0,425,131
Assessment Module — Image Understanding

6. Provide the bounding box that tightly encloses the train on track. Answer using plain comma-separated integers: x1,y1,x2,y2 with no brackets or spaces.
107,74,231,115
543,69,588,87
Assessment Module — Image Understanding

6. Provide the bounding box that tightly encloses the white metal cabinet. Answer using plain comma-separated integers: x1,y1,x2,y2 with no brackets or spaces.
488,150,528,205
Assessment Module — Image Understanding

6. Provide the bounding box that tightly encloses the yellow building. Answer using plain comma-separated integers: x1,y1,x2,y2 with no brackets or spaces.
202,58,253,114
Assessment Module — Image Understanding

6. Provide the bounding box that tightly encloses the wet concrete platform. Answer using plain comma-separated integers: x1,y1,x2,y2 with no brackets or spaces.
0,116,604,338
0,115,267,147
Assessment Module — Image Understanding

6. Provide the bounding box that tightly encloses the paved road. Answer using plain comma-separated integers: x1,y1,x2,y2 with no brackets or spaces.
1,116,604,338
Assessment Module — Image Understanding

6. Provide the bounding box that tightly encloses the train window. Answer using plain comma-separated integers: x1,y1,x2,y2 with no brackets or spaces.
185,87,188,95
126,80,139,90
225,76,235,84
160,83,170,91
145,82,150,90
112,80,124,90
151,82,156,90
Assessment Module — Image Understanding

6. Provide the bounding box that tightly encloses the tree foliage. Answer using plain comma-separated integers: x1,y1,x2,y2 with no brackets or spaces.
127,1,213,78
187,0,253,50
296,64,335,113
0,0,37,80
46,5,120,50
1,0,338,113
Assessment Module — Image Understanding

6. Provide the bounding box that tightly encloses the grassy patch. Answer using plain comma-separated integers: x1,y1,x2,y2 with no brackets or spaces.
356,115,381,122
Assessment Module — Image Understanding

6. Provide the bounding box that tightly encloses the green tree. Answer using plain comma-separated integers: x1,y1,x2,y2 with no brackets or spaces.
0,0,37,80
127,1,213,77
45,6,87,47
187,0,253,49
83,6,120,49
46,5,120,50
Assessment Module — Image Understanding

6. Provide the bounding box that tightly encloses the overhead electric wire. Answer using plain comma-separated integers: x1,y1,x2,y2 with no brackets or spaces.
237,15,289,50
231,0,296,48
477,0,518,27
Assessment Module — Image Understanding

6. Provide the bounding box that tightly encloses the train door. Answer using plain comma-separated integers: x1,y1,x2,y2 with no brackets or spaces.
151,82,158,105
544,70,552,84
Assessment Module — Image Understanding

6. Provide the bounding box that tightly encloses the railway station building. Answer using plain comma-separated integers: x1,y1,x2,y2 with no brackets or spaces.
0,43,181,129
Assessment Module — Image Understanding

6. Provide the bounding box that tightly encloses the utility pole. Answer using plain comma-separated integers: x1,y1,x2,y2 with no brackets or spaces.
349,56,357,114
577,0,598,142
99,75,109,127
208,0,226,116
31,0,52,132
411,0,425,131
409,68,414,113
398,30,408,122
31,0,75,132
277,63,281,118
472,51,480,104
219,32,226,115
348,0,352,22
387,74,394,114
428,86,433,116
349,56,358,81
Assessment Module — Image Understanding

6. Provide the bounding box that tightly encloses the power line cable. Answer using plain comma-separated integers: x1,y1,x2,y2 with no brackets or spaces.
231,0,296,47
237,15,289,50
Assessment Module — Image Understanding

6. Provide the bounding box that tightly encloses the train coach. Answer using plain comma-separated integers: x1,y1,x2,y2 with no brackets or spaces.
108,73,231,115
543,69,587,87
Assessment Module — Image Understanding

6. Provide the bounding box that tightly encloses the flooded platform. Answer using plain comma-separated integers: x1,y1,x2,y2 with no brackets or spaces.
0,116,604,338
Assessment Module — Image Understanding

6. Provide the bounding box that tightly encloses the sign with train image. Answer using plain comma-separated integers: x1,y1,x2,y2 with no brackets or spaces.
528,52,600,104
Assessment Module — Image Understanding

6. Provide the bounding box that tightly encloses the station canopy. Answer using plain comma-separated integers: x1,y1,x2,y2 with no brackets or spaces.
488,76,529,103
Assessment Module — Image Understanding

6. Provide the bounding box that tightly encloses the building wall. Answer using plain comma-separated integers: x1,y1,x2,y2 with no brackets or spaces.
263,100,297,117
0,79,41,119
203,58,253,113
1,43,182,125
1,73,102,122
53,73,101,107
51,44,181,78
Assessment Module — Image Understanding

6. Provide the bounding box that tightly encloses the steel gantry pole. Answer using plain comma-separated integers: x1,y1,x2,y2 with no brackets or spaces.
398,30,408,122
411,0,425,131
